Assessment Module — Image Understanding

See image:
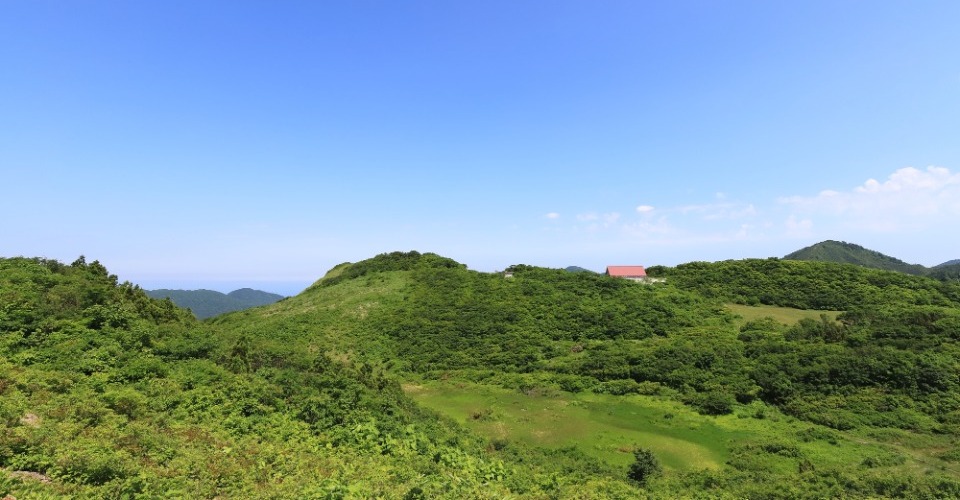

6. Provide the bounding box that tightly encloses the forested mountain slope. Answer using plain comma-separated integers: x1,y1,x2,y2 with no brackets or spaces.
145,287,285,319
930,262,960,281
784,240,928,275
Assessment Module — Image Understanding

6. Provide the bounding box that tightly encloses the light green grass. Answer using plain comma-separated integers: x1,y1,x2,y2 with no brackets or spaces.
212,271,410,364
407,381,727,470
405,380,913,476
726,303,842,326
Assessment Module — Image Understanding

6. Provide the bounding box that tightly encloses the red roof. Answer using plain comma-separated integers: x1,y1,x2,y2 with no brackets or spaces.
606,266,647,277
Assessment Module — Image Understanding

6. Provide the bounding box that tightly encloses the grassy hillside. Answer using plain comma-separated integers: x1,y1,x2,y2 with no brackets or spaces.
209,251,960,498
784,240,928,275
5,251,960,498
145,287,285,319
0,256,639,498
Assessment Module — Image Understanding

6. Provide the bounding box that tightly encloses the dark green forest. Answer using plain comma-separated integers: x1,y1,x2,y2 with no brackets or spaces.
3,251,960,498
784,239,960,280
145,288,285,319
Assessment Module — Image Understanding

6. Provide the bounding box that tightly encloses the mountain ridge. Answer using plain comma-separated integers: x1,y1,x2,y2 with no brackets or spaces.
145,287,284,319
784,240,929,275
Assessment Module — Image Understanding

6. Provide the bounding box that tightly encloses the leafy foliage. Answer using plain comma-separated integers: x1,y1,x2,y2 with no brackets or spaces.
0,256,637,497
648,258,960,310
5,252,960,498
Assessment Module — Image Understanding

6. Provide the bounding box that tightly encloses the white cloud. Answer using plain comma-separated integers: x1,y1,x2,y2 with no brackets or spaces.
636,205,655,214
854,166,958,193
781,166,960,231
545,212,560,220
535,166,959,266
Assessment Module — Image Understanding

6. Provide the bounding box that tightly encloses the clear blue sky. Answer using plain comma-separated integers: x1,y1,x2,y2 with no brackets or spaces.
3,1,959,295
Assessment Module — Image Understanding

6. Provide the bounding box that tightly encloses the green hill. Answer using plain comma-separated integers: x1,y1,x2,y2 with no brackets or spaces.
646,257,959,310
4,252,960,498
1,255,633,498
145,287,285,319
784,240,928,275
930,262,960,281
211,251,960,498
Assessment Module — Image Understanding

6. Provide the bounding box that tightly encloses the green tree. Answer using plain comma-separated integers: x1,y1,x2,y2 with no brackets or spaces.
627,447,662,486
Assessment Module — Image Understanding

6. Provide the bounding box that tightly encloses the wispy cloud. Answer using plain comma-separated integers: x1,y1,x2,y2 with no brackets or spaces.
545,212,560,220
675,202,758,220
553,194,762,245
576,212,621,230
620,216,679,239
784,215,814,238
533,165,959,267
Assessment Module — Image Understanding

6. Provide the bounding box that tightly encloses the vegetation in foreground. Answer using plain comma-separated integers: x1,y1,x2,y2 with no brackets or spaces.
0,257,636,498
3,250,960,498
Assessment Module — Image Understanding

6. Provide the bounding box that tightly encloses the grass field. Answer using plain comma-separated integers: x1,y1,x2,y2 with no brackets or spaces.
725,303,842,326
405,380,911,476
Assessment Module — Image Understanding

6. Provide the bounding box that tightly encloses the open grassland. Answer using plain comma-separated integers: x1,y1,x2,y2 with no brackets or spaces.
210,271,408,364
405,380,925,478
406,381,725,469
726,303,842,325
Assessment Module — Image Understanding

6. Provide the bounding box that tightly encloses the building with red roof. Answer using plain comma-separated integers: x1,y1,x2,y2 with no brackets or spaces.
605,266,647,280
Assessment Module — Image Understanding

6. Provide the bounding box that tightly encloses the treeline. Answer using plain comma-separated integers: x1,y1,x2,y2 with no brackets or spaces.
647,258,960,310
368,262,722,373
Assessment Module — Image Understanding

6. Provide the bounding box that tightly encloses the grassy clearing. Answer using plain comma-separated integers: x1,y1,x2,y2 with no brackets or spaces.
408,381,727,470
406,380,917,478
726,303,842,326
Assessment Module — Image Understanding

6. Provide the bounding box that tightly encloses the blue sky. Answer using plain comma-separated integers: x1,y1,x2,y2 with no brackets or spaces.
2,1,959,295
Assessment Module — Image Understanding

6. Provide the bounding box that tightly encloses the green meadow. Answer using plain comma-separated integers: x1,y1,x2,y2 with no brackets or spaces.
406,380,917,478
726,303,842,325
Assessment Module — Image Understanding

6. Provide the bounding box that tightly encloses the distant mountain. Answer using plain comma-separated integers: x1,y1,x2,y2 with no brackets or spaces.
564,266,596,273
145,287,285,319
226,287,286,305
783,240,927,275
928,262,960,281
